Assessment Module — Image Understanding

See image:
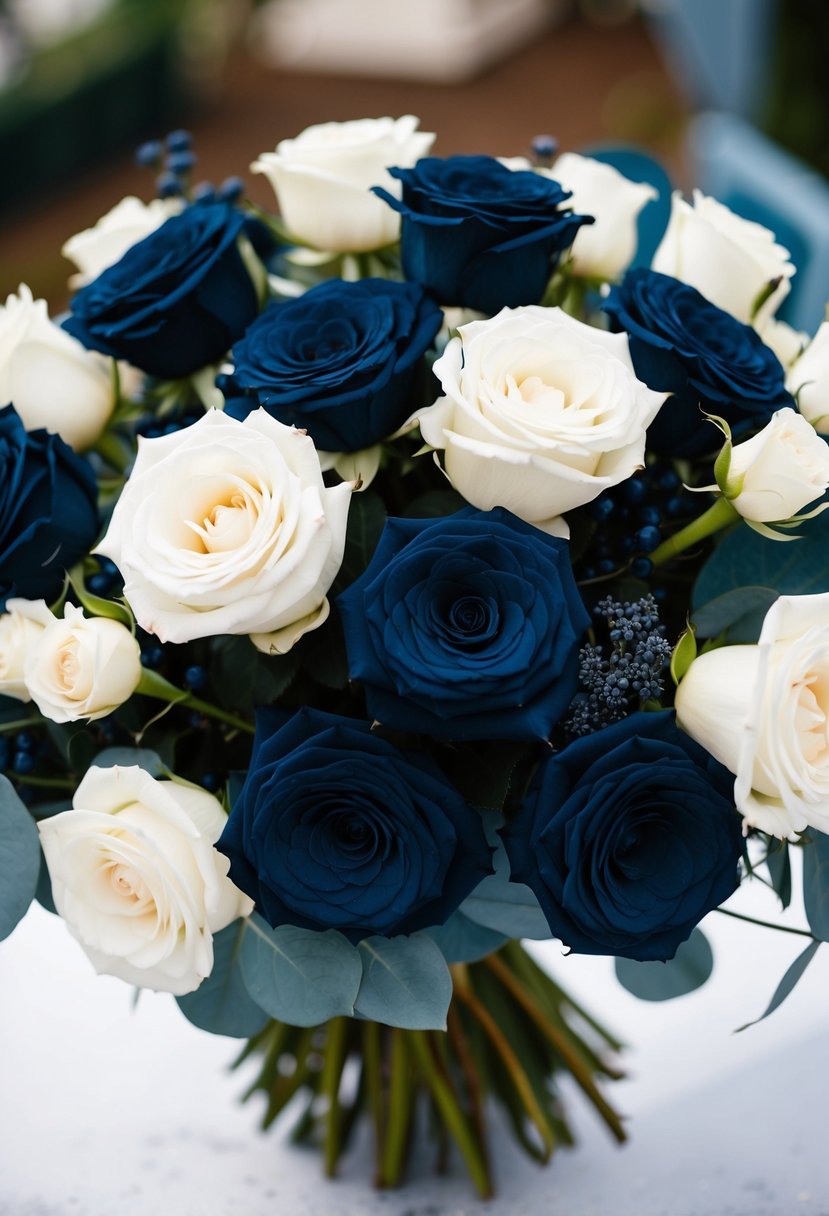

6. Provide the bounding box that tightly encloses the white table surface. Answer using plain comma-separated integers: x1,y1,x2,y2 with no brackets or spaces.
1,868,828,1216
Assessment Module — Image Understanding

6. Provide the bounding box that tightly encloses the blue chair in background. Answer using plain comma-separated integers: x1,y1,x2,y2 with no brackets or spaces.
689,111,829,334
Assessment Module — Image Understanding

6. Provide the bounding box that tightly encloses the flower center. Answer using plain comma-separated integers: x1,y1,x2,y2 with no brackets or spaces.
795,676,829,766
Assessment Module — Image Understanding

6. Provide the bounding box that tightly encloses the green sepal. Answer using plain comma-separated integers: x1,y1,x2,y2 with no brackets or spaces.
670,621,697,686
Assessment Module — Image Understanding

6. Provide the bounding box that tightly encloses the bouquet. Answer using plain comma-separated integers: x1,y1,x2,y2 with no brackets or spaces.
2,116,828,1199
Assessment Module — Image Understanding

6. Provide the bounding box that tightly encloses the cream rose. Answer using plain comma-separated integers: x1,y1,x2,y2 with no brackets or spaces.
788,321,829,432
724,407,829,523
652,190,795,327
62,195,183,288
0,284,115,450
38,765,253,995
97,409,352,652
22,603,142,723
541,153,656,280
416,306,665,535
676,592,829,837
252,115,434,252
0,598,52,701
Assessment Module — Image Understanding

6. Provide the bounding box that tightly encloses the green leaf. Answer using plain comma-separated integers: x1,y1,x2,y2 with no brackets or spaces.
461,813,549,940
35,848,57,915
614,929,714,1001
425,910,508,963
694,509,829,611
239,914,361,1025
331,491,387,592
354,933,452,1029
766,840,792,910
0,775,41,941
438,740,531,813
670,622,697,685
692,586,779,643
177,919,270,1038
803,831,829,941
736,939,821,1032
401,489,467,518
68,569,132,628
298,614,349,691
211,637,258,713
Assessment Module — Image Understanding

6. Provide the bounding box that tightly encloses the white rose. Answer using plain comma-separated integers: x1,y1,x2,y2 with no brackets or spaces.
252,115,434,252
652,190,795,326
416,306,665,535
675,592,829,837
757,316,808,372
787,322,829,432
540,153,656,280
0,598,52,701
0,284,115,450
23,603,142,723
724,408,829,523
38,765,253,995
62,195,183,288
97,409,352,651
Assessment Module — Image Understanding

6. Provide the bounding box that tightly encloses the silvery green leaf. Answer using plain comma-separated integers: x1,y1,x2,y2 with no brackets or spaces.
0,775,41,941
614,929,714,1001
177,919,270,1038
355,933,452,1030
239,914,361,1025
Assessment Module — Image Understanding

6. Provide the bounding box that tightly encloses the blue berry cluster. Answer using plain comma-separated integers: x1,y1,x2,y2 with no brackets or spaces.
580,463,699,583
564,594,671,739
135,130,244,205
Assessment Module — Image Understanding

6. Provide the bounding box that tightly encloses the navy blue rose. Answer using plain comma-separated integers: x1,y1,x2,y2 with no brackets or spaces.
372,156,591,314
337,507,590,741
64,203,260,380
502,712,743,961
604,268,793,456
217,708,492,941
222,278,442,452
0,405,99,608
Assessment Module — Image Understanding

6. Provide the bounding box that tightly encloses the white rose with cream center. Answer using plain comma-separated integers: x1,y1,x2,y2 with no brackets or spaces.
416,306,665,536
62,195,183,288
38,765,253,995
97,409,352,653
675,592,829,838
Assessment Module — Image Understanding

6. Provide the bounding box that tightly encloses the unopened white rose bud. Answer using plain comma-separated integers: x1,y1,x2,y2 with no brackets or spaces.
252,115,434,253
24,604,142,723
62,195,183,288
724,408,829,523
0,285,115,451
788,322,829,433
0,599,53,701
652,190,794,326
540,153,656,280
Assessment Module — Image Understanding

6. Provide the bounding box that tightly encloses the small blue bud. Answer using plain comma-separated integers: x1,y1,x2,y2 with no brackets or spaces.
166,150,197,176
12,751,35,775
156,172,183,199
166,129,193,152
636,525,662,553
135,140,162,168
184,666,209,692
218,176,245,203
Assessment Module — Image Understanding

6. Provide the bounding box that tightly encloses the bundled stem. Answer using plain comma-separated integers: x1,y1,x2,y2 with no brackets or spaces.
232,942,622,1197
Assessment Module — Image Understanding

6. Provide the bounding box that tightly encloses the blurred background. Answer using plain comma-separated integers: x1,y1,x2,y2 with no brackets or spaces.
0,0,827,324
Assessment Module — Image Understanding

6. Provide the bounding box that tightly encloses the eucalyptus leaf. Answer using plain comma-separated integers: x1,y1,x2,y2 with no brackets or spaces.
766,840,792,910
614,929,714,1001
177,919,270,1038
425,910,508,963
354,932,453,1029
239,914,361,1026
461,811,550,940
694,510,829,611
93,747,165,775
736,939,821,1032
35,849,57,915
299,614,349,690
803,831,829,942
691,586,779,643
0,775,41,941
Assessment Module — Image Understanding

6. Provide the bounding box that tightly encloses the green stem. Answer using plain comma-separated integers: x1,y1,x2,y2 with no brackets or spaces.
408,1031,494,1200
136,668,254,735
9,773,74,791
716,906,816,939
379,1029,413,1189
0,716,44,734
321,1017,348,1178
650,497,739,567
362,1022,385,1181
92,430,132,474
